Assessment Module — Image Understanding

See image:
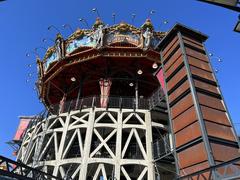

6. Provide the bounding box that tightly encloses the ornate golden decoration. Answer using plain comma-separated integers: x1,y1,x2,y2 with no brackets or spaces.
41,22,166,62
68,28,85,41
112,22,140,34
43,47,55,60
36,57,44,78
141,19,154,31
155,31,167,38
116,22,130,32
56,33,63,41
92,17,105,30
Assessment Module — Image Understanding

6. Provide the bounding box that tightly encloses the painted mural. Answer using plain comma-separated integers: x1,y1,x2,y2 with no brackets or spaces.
44,51,58,70
66,36,97,54
106,31,141,46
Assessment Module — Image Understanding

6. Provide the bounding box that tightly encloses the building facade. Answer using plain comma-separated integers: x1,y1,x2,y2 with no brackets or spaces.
16,19,240,179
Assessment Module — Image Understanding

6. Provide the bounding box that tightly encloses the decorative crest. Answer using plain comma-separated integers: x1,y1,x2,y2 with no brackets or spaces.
116,22,131,33
43,47,55,60
55,33,63,41
141,18,154,31
92,17,105,30
68,28,85,41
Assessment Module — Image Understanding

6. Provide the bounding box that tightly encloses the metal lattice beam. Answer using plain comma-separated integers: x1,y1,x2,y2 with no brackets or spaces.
0,155,60,180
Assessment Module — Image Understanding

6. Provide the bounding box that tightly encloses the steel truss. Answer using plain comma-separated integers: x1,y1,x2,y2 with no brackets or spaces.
0,155,60,180
17,107,173,180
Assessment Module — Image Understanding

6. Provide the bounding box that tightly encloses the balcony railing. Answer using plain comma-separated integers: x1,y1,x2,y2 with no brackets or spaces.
49,88,165,114
152,135,172,161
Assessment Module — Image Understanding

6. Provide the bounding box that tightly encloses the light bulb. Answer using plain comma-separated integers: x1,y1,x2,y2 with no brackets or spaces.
137,69,143,75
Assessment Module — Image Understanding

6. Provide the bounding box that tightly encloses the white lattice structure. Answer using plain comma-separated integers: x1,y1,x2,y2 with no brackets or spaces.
17,107,171,180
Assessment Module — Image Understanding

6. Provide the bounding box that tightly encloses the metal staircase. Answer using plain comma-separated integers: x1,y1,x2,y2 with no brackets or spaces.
0,155,60,180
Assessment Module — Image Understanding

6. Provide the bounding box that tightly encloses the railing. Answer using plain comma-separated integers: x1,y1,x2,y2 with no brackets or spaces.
0,155,60,180
49,88,165,114
178,156,240,180
152,135,173,161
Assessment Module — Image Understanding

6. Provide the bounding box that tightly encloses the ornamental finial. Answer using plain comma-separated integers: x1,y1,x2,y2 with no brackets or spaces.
92,17,105,30
141,18,154,31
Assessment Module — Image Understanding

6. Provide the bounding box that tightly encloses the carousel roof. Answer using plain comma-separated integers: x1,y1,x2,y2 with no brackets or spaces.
36,19,166,109
42,18,166,62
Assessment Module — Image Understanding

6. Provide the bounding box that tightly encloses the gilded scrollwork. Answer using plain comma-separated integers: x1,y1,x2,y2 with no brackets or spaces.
92,17,105,30
68,28,85,42
42,19,166,71
43,47,55,61
36,57,44,78
113,22,140,34
141,18,154,31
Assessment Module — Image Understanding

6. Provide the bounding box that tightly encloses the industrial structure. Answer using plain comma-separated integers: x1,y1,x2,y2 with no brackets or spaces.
12,18,240,180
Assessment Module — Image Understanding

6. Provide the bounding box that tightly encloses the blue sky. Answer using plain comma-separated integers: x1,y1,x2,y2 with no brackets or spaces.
0,0,239,159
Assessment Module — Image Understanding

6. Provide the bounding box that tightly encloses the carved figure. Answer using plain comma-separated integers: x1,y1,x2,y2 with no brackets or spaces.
55,34,64,58
92,24,104,48
143,27,153,49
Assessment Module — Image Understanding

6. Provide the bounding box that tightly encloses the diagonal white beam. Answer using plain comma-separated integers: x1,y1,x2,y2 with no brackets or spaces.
48,119,58,129
54,132,58,156
123,113,134,124
134,113,145,125
62,130,78,158
58,117,65,127
92,164,108,180
93,164,102,180
72,164,81,179
122,129,134,158
107,112,117,124
100,164,107,180
121,166,131,180
69,124,88,130
77,129,84,157
151,122,166,129
90,129,117,158
35,124,43,134
70,114,89,127
39,133,54,161
133,129,147,159
95,112,107,123
25,140,37,163
59,166,66,178
137,166,148,180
